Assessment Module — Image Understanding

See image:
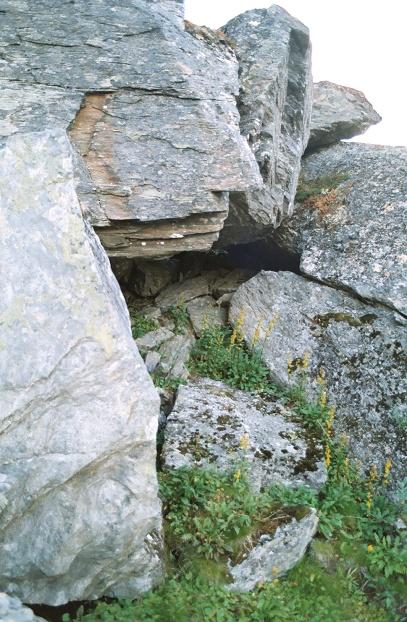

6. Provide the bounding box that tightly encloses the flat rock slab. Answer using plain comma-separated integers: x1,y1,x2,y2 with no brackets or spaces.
0,130,162,605
219,5,312,244
230,271,407,483
274,142,407,316
186,296,227,336
162,379,326,492
228,509,318,591
308,81,381,151
157,334,195,381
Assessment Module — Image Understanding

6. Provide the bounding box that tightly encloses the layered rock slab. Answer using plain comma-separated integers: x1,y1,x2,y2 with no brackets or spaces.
0,0,261,258
273,142,407,316
162,378,327,492
230,271,407,483
218,5,312,245
0,130,162,605
307,81,381,151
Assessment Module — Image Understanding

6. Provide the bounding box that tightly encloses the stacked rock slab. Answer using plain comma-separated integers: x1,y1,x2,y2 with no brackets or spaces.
307,81,382,151
218,6,312,245
273,142,407,317
0,131,162,605
0,0,261,259
230,271,407,484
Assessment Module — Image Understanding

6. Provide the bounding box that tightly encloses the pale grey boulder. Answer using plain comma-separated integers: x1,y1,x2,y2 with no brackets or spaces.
0,130,162,605
162,379,327,492
219,5,312,244
308,81,381,151
230,271,407,483
186,296,227,336
1,0,261,258
157,334,195,381
273,142,407,316
0,593,45,622
228,509,318,591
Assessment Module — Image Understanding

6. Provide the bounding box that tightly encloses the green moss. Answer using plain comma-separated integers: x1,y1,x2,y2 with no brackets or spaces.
295,172,349,203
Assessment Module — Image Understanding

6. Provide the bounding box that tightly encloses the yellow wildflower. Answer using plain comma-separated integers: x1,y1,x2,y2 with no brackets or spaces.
302,351,310,370
234,469,241,482
251,318,264,347
316,367,326,386
366,491,373,510
367,544,375,553
383,458,392,485
264,312,279,339
239,433,250,451
324,445,331,468
230,309,246,348
287,358,294,375
369,465,378,482
319,389,328,408
326,406,335,435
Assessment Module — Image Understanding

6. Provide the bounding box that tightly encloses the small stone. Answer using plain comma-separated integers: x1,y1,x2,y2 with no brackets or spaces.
136,328,175,355
156,276,211,309
187,296,227,336
145,351,161,374
157,334,195,381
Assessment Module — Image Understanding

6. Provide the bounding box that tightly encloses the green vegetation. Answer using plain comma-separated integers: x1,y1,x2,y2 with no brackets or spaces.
152,371,186,392
128,307,158,339
295,172,349,202
67,321,406,622
167,302,190,335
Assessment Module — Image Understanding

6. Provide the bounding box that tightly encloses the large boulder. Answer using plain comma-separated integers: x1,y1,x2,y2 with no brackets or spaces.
273,142,407,316
0,130,162,605
230,271,407,483
162,378,327,491
307,81,381,151
0,593,45,622
218,5,312,245
0,0,261,258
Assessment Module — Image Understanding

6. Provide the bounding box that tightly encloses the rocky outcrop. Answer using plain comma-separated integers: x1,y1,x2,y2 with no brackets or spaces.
218,5,312,245
0,0,261,259
273,142,407,317
0,130,162,605
0,593,45,622
228,509,318,591
308,81,381,151
162,379,327,491
230,271,407,483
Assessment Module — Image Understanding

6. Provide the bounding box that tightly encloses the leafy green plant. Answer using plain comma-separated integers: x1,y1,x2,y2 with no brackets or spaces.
167,302,190,335
129,308,158,339
189,325,270,392
153,372,186,392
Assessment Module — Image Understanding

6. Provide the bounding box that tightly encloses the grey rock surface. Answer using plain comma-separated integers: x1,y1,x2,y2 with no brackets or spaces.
273,142,407,316
219,5,312,244
228,509,318,591
162,379,327,492
186,296,227,336
230,271,407,482
156,275,211,309
133,260,178,298
308,81,381,151
157,334,195,381
0,593,45,622
0,130,162,605
1,0,261,258
136,327,175,356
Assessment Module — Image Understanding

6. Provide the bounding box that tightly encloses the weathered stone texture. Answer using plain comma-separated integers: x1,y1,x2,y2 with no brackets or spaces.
0,130,162,605
230,271,407,483
162,379,326,492
0,0,261,258
308,81,381,151
218,5,312,245
273,142,407,316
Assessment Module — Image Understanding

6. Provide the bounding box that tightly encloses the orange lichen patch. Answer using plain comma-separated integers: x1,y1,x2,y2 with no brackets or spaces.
184,20,236,50
302,189,342,215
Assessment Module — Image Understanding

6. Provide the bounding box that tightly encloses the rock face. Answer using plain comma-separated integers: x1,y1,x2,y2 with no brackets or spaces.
0,131,162,605
230,271,407,483
218,5,312,245
162,379,327,492
273,142,407,317
308,81,381,151
0,593,45,622
0,0,261,259
228,509,318,591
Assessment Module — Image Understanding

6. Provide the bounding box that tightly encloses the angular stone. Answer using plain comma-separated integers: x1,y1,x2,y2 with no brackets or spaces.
230,271,407,483
186,296,227,336
145,351,161,374
228,509,318,591
273,142,407,316
157,334,195,381
219,5,312,244
133,260,178,298
0,593,45,622
211,269,254,298
0,130,162,605
308,81,381,151
136,327,175,356
156,275,211,309
162,379,327,492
